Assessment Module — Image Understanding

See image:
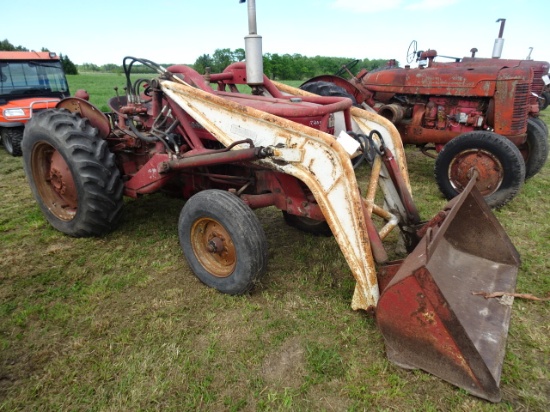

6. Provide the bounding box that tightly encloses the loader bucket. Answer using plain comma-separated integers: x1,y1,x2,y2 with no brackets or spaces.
376,177,520,402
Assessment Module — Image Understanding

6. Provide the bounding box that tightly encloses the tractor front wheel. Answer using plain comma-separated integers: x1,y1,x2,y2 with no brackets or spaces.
179,190,268,295
1,127,24,156
22,109,124,237
521,118,549,179
530,116,548,135
434,131,525,208
539,91,550,111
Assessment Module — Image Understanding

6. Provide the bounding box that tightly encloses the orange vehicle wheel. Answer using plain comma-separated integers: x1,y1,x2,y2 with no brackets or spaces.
435,131,525,208
179,189,268,295
22,109,123,236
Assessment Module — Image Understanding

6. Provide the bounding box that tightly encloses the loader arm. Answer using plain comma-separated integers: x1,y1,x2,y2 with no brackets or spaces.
272,80,412,193
274,81,416,227
161,80,380,309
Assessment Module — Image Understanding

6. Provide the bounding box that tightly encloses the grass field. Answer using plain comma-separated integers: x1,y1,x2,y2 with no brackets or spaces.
0,73,549,411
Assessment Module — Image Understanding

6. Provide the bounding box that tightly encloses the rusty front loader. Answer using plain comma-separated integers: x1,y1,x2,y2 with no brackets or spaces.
21,0,520,402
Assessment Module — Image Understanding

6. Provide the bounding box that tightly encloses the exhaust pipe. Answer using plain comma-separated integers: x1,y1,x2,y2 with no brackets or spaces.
492,18,506,59
241,0,264,85
378,104,404,124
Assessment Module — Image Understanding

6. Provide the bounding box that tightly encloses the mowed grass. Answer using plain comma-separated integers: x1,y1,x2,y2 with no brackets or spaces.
0,73,549,411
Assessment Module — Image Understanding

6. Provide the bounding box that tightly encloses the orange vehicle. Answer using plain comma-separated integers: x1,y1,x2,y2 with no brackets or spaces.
0,51,70,156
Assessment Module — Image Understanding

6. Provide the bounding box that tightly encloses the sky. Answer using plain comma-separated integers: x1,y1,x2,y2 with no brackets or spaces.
3,0,549,67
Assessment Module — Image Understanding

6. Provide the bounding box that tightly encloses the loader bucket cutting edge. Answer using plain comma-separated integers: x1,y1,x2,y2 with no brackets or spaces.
376,177,519,402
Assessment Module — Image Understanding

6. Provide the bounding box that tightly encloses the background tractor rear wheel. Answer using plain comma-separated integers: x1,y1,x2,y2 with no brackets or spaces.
521,118,549,179
22,109,124,237
434,131,525,208
282,212,332,236
300,81,358,106
0,127,24,156
179,190,268,295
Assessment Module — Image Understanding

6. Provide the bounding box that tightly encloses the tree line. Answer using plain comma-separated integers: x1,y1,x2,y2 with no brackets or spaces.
192,48,397,79
2,40,397,80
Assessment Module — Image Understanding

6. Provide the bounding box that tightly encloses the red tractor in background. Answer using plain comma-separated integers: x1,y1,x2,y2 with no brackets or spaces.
302,19,549,208
0,51,70,156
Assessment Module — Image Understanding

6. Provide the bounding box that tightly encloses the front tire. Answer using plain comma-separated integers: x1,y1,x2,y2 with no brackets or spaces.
434,131,525,208
529,116,548,135
539,91,550,111
22,109,124,237
1,127,24,156
179,190,268,295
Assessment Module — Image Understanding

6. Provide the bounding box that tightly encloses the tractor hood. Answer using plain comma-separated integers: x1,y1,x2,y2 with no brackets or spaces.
362,65,533,98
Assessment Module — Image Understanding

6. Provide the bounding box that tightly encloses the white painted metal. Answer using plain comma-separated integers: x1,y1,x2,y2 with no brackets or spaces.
162,79,380,309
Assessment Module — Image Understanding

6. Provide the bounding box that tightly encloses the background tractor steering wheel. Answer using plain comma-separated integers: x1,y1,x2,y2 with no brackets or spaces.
406,40,418,64
335,59,360,76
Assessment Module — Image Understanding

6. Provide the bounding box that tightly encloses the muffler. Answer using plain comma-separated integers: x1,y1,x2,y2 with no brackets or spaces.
376,176,519,402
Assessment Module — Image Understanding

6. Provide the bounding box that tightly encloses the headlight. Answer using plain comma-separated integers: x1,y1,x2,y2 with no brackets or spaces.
3,108,26,118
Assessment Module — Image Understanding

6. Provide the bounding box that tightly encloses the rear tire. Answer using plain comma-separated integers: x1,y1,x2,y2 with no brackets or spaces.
1,127,24,156
22,109,124,237
300,81,358,106
282,212,332,236
179,190,268,295
434,131,525,208
522,118,549,179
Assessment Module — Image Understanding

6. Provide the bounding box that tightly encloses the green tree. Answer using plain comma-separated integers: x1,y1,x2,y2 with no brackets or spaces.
101,64,122,73
60,54,78,75
212,48,235,72
193,54,214,74
234,48,245,62
0,39,27,51
79,63,99,72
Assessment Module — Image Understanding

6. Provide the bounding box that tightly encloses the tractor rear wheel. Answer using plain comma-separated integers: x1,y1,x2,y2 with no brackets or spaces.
22,109,124,237
521,118,549,179
434,131,525,208
300,81,358,106
282,212,332,236
0,127,24,156
179,190,268,295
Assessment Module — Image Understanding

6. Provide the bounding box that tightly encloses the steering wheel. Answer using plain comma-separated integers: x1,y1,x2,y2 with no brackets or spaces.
335,59,360,76
406,40,418,64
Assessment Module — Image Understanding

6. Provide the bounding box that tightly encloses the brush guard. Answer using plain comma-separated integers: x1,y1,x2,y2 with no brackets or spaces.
377,176,520,402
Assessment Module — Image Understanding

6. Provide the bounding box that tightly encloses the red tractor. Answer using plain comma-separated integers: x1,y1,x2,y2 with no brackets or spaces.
302,20,549,208
20,1,521,402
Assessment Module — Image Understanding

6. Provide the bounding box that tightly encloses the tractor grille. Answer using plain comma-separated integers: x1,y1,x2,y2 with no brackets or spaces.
511,82,530,133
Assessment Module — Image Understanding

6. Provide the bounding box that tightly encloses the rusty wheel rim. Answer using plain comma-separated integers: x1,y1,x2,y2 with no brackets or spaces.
191,217,236,277
31,142,78,221
448,149,503,196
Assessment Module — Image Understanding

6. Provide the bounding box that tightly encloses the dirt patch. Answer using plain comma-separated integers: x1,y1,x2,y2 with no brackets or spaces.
261,336,305,389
